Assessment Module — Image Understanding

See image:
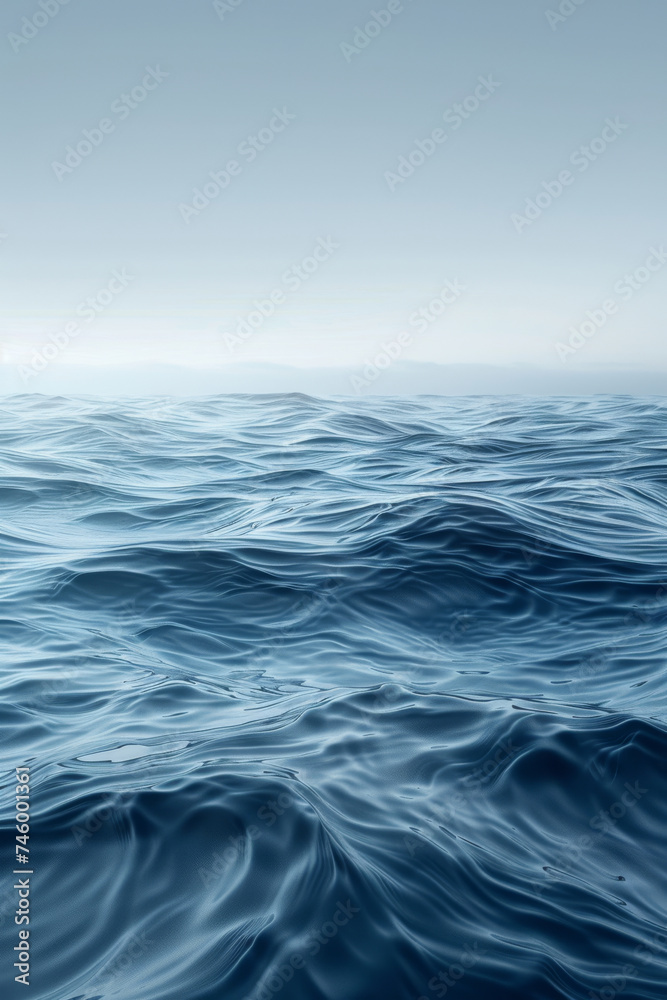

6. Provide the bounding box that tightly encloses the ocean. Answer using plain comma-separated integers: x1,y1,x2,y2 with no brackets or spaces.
1,393,666,1000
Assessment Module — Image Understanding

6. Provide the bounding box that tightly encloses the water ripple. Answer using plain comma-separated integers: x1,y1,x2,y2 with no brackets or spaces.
1,394,666,999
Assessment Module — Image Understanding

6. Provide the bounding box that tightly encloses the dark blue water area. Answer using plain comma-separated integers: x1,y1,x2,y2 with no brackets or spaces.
0,394,666,1000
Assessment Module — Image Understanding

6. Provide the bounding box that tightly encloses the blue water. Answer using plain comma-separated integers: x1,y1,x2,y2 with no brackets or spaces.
1,394,666,1000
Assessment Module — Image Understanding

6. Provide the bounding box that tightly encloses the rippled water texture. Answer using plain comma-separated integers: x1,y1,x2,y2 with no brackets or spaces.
1,394,666,1000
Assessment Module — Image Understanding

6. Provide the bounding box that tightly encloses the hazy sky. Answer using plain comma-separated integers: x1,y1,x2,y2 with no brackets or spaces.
1,0,666,392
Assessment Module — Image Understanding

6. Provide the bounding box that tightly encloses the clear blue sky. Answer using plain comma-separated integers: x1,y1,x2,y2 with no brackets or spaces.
1,0,666,392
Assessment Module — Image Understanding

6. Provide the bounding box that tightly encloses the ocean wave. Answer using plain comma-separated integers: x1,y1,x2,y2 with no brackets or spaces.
1,394,666,999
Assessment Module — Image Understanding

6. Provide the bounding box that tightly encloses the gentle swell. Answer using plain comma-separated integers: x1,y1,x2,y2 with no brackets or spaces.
0,394,666,1000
